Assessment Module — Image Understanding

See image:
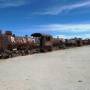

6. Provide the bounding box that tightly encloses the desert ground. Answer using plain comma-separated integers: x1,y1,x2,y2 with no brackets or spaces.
0,46,90,90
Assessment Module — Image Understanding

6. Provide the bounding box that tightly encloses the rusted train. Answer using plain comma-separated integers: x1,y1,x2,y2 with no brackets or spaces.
0,31,90,59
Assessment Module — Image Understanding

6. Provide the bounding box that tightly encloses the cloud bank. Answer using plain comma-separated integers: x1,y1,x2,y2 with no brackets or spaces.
32,24,90,38
37,24,90,32
0,0,28,8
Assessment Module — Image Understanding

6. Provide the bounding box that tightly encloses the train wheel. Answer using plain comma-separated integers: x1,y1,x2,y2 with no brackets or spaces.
27,50,31,54
9,54,12,58
1,53,8,59
21,50,25,56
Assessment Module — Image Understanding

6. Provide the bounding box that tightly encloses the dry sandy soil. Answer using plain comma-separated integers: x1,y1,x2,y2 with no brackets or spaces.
0,46,90,90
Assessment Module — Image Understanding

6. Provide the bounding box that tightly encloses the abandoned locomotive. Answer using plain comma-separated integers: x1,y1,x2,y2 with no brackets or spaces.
0,31,90,59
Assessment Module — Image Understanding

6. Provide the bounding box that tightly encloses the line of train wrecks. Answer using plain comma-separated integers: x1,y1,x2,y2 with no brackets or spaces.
0,31,90,59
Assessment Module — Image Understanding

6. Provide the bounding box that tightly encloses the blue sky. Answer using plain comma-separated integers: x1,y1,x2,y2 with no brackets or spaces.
0,0,90,38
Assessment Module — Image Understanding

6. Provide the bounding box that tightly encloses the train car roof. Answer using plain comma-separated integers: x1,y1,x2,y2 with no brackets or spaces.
31,33,42,37
31,33,52,38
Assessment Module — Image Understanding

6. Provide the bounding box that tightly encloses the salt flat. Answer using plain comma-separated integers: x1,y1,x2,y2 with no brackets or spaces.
0,46,90,90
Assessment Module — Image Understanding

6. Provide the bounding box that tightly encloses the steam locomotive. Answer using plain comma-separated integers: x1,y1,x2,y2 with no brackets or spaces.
0,31,90,59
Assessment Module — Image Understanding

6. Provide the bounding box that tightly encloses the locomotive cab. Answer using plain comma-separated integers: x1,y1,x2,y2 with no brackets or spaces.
31,33,53,52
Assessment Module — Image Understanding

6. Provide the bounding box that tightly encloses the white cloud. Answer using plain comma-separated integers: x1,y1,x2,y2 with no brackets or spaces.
37,24,90,32
0,0,28,8
35,24,90,38
36,1,90,15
